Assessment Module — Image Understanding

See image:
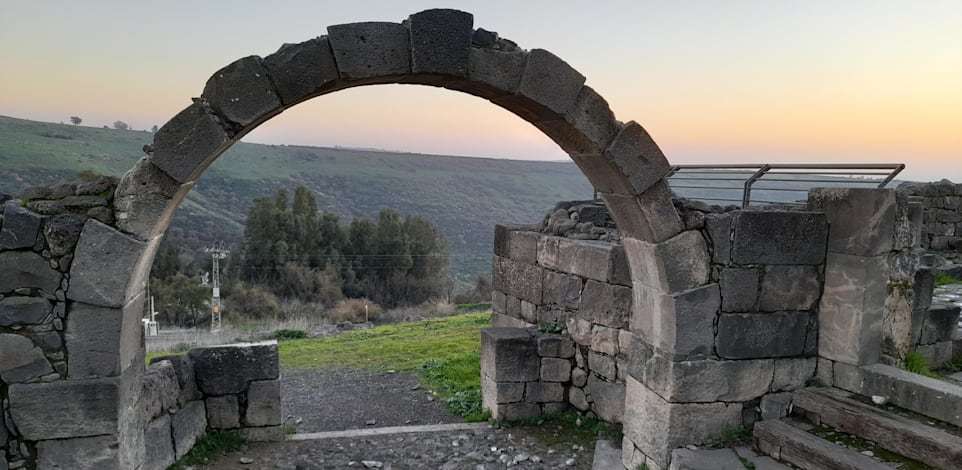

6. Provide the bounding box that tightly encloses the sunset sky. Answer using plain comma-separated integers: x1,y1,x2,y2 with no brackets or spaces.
1,1,960,182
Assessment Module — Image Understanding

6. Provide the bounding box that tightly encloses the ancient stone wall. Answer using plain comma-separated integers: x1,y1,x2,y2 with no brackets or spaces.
898,179,962,250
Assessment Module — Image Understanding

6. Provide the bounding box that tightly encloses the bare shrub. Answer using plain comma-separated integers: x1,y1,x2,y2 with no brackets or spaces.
330,298,383,323
226,282,282,320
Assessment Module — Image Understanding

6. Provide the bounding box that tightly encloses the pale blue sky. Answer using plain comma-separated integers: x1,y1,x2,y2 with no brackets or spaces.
2,1,960,181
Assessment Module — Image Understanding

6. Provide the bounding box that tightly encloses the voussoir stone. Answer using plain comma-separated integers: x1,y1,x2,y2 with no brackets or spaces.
603,122,672,196
9,377,120,440
408,9,473,78
116,157,182,199
0,333,54,383
0,203,41,250
0,296,52,326
188,341,279,395
327,21,411,80
262,37,340,105
463,46,526,98
202,55,282,128
515,48,585,118
68,219,146,308
0,251,61,295
151,101,232,184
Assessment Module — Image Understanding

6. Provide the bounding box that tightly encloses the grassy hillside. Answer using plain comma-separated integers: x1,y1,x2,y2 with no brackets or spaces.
0,115,593,281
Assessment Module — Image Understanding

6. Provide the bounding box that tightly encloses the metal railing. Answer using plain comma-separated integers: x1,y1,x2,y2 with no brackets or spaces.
665,163,905,208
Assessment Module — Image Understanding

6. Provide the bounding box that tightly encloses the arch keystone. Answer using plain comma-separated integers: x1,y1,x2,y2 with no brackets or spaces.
202,55,283,129
327,21,411,81
407,9,474,80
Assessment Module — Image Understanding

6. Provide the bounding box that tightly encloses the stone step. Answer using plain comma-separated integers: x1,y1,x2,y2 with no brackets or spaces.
669,447,790,470
850,363,962,428
753,420,891,470
793,387,962,470
591,439,622,470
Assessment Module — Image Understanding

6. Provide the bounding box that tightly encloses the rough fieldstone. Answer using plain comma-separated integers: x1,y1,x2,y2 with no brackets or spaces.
705,213,735,264
115,157,181,199
327,22,411,80
917,341,954,369
602,181,683,243
9,378,119,439
631,283,719,357
151,101,231,184
921,304,962,344
481,328,539,382
525,381,564,403
26,199,65,215
42,213,86,257
623,231,710,294
587,375,626,424
143,415,175,470
262,37,340,105
490,312,529,328
571,367,588,387
566,317,592,346
172,400,207,459
720,268,758,312
542,270,582,310
407,9,473,78
913,268,935,311
202,56,281,128
150,354,201,405
541,357,571,382
0,296,52,326
819,252,888,365
732,211,828,265
66,302,142,378
772,358,817,391
759,265,821,311
0,251,61,295
504,294,522,320
623,377,742,468
537,334,574,358
189,341,279,395
36,434,120,470
113,192,171,241
245,379,282,426
513,48,585,118
141,360,180,422
569,386,590,411
716,312,810,359
0,203,41,250
61,195,106,210
492,225,539,264
809,188,897,256
492,256,543,303
588,350,617,380
206,395,240,429
481,375,524,404
579,280,631,328
591,325,620,356
67,219,146,308
0,333,53,383
521,300,538,324
760,393,793,421
491,289,506,314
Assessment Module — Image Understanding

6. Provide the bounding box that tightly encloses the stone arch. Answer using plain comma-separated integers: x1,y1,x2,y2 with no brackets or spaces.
58,8,709,469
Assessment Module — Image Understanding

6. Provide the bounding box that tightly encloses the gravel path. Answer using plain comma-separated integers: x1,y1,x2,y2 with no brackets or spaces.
193,367,599,469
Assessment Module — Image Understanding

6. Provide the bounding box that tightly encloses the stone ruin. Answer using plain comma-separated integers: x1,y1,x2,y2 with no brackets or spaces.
1,8,961,469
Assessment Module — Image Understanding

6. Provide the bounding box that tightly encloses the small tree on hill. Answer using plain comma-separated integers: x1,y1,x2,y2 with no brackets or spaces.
151,124,159,133
113,120,129,131
69,116,82,126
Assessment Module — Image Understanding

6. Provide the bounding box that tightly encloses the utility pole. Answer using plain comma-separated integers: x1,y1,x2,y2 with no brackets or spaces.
206,245,230,332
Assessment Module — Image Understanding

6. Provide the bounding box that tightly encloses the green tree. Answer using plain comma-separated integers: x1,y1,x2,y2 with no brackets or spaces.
69,116,82,126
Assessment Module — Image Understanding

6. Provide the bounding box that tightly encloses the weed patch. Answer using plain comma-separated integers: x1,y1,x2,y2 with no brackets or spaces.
167,431,245,469
904,351,938,378
935,271,962,287
722,424,751,445
273,329,307,340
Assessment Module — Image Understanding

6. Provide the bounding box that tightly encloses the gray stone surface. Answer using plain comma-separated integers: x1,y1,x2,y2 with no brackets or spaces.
525,381,564,403
0,203,41,250
562,86,621,155
0,296,52,326
632,345,774,403
492,256,543,304
716,311,810,359
115,156,181,199
206,395,241,429
587,375,625,424
327,21,411,80
515,48,585,118
492,225,538,264
759,265,821,311
0,251,60,295
588,350,617,380
0,333,53,383
772,357,817,391
592,439,623,470
9,377,119,439
143,415,175,470
569,385,589,411
65,302,137,378
760,393,793,421
481,374,524,404
150,353,201,405
490,402,541,421
246,379,282,426
172,400,207,459
150,101,231,184
705,213,734,264
537,334,574,358
732,211,828,265
602,181,683,243
913,268,935,311
542,270,582,310
579,280,631,328
540,357,571,382
859,363,962,427
920,304,960,344
633,283,719,357
537,236,623,284
623,230,710,294
202,55,282,128
481,328,539,382
623,377,742,468
591,325,620,356
720,268,758,312
819,252,888,365
810,188,897,256
262,37,340,105
67,219,146,308
239,425,285,442
43,213,86,257
36,434,120,470
189,341,279,395
141,360,180,422
464,46,526,97
408,9,473,77
604,122,672,197
669,448,746,470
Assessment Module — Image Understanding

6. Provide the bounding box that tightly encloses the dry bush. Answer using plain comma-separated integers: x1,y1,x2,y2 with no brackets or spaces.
226,283,282,319
330,298,383,323
380,298,458,323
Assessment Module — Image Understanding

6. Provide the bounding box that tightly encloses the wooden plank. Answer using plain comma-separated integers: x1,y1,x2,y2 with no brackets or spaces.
794,387,962,470
753,420,891,470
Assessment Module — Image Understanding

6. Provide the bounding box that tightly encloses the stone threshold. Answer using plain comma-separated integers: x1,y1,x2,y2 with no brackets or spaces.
287,422,491,441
